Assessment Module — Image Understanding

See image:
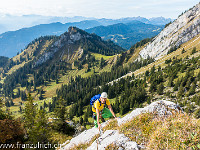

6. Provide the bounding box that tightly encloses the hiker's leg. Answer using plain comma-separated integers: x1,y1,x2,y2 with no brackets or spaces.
99,111,105,122
102,107,113,119
93,113,98,128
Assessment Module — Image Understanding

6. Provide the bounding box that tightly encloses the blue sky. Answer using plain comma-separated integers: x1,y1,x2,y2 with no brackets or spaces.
0,0,199,19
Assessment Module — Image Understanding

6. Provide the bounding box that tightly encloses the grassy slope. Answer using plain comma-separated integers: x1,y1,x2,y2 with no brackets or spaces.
1,51,117,119
72,111,200,149
103,112,200,149
123,33,200,79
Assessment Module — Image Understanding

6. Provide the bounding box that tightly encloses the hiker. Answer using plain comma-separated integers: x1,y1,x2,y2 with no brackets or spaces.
91,92,117,130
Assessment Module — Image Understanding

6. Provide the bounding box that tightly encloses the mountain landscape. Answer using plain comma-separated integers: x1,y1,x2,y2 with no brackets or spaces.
0,2,200,150
0,15,172,34
0,17,169,58
0,15,95,34
0,20,101,58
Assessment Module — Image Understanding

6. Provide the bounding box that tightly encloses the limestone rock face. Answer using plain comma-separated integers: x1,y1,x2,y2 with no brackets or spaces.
139,2,200,60
87,130,139,150
32,51,54,68
117,100,182,126
32,27,85,68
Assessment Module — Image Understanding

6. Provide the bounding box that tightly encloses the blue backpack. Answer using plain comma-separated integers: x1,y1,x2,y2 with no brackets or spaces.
90,94,101,106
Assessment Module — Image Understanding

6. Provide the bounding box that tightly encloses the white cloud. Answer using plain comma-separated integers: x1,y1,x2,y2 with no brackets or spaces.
0,0,199,18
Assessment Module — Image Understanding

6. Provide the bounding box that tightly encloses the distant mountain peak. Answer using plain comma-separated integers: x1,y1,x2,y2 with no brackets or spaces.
31,26,123,67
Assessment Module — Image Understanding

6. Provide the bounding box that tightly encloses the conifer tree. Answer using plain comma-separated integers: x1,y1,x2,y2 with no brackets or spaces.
53,97,74,134
167,77,174,87
177,85,184,98
100,57,105,68
173,79,180,91
34,109,49,144
19,106,22,113
0,98,7,119
24,93,37,142
83,113,88,124
149,82,156,93
54,97,66,122
79,117,83,125
39,89,43,100
10,99,14,106
157,83,164,95
78,105,83,116
5,100,10,107
188,82,196,96
114,96,120,113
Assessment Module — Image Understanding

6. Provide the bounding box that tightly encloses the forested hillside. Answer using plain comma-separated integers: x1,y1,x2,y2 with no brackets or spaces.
86,21,163,49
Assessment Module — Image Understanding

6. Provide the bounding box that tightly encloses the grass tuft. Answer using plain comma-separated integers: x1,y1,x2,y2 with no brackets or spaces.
71,134,99,150
103,119,118,131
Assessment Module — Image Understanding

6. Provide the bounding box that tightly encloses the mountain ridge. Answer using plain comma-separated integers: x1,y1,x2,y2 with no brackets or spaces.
0,15,172,34
0,20,163,58
0,20,102,58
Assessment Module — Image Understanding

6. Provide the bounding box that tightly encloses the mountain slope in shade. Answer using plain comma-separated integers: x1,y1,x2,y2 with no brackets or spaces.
0,15,95,34
86,21,164,49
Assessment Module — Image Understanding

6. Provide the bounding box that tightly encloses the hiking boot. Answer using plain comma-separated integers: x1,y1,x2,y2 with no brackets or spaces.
101,117,105,122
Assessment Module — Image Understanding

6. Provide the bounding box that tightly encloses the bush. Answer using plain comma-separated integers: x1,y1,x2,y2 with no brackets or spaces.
181,48,186,54
191,47,197,54
0,119,24,144
51,119,75,135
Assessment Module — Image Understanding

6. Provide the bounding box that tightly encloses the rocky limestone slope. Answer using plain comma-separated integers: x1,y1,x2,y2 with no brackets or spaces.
139,2,200,60
32,27,87,67
60,100,182,150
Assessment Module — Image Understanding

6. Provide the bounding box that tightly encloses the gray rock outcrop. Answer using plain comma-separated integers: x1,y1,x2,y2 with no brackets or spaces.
87,130,140,150
139,2,200,60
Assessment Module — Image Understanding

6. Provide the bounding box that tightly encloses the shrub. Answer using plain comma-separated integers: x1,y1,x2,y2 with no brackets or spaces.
191,47,197,54
0,119,24,144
